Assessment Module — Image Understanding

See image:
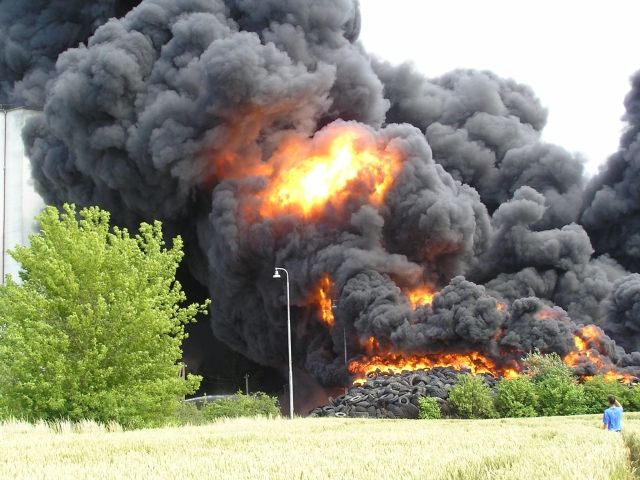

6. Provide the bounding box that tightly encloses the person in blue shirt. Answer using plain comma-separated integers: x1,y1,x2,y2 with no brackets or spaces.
602,395,623,432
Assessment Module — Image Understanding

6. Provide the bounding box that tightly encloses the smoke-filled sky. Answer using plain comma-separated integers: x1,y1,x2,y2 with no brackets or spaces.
359,0,640,176
4,0,640,405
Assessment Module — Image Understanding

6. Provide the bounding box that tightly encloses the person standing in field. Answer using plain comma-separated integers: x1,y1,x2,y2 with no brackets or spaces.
602,395,623,432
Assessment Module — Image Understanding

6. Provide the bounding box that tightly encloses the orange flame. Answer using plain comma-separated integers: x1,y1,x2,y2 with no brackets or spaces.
258,126,402,217
316,274,335,327
348,351,519,384
497,302,505,311
564,325,635,384
363,336,380,355
579,325,604,347
406,286,435,309
535,307,564,321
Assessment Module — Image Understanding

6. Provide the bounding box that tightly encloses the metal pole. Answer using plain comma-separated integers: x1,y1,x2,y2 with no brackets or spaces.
244,374,249,395
343,326,347,365
1,109,6,282
343,325,348,395
274,267,294,419
284,269,293,419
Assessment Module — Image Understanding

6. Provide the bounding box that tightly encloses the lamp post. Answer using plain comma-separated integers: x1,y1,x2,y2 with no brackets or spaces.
333,300,348,395
273,267,294,419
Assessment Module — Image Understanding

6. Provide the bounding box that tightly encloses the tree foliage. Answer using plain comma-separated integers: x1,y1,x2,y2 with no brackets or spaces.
418,396,441,419
625,384,640,412
447,374,496,419
521,352,585,416
582,376,629,414
494,376,538,418
522,351,572,381
200,392,280,419
0,204,208,428
534,375,586,416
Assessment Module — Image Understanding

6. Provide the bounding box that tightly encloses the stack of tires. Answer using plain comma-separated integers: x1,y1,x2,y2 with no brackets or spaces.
309,367,497,418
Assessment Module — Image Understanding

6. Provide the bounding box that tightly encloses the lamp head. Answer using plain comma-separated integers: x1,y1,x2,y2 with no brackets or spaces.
272,269,281,279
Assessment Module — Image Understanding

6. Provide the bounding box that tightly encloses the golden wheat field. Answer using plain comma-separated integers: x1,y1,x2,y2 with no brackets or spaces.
1,414,640,480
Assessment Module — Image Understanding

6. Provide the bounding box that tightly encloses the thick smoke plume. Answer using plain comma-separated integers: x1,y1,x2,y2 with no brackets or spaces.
0,0,141,106
4,0,640,399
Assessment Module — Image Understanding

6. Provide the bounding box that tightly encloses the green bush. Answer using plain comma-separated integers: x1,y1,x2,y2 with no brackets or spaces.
494,376,538,418
582,376,629,414
201,392,280,419
534,375,586,416
625,384,640,412
447,375,496,419
522,351,573,381
521,351,586,416
418,396,441,419
173,402,205,426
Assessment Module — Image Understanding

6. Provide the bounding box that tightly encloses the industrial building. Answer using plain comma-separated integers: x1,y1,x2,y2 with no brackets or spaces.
0,108,45,282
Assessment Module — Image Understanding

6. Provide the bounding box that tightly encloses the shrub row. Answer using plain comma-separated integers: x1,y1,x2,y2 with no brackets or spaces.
173,392,280,425
420,352,640,419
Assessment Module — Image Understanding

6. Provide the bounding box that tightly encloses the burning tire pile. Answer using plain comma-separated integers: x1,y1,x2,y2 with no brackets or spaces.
309,368,497,419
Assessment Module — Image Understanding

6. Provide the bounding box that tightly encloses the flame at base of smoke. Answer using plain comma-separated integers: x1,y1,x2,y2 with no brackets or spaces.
348,351,519,384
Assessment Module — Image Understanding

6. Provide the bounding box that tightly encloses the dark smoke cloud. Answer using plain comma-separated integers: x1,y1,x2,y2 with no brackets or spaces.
5,0,640,390
582,70,640,272
374,61,548,132
390,276,505,352
485,255,626,330
602,274,640,352
475,186,592,278
499,299,574,357
380,124,491,283
375,61,584,229
474,187,627,328
0,0,141,107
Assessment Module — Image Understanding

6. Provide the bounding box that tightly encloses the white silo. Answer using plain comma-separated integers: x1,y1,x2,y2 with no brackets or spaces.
0,108,45,282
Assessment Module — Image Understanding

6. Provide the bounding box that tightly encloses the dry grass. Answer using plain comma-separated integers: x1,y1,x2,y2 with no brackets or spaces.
0,414,637,479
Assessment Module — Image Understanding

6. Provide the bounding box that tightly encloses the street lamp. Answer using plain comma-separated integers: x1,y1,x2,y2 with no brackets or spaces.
273,267,294,419
333,300,348,395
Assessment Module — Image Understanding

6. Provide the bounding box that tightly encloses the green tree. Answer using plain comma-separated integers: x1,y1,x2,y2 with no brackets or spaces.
625,384,640,412
582,376,629,414
0,204,208,428
522,351,572,380
522,352,585,416
418,396,441,419
494,376,538,418
447,374,496,419
534,375,586,416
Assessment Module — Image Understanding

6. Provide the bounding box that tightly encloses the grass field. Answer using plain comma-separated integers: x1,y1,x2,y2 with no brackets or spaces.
1,414,640,479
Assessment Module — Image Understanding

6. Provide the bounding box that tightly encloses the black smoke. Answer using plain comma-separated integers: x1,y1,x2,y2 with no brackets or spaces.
3,0,640,397
0,0,142,107
582,71,640,270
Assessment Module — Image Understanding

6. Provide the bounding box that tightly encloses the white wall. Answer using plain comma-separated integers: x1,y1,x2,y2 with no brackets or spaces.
0,108,45,282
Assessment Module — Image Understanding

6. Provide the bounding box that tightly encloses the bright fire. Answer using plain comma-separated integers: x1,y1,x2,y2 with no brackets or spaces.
564,325,635,384
348,351,519,384
259,127,402,217
406,286,435,309
348,320,637,385
316,274,335,327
